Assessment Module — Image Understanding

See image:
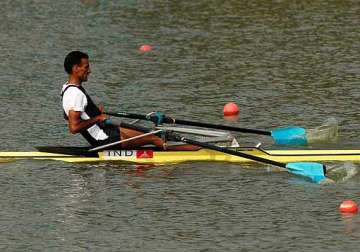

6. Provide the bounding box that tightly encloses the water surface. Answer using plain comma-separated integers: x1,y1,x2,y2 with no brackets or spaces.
1,1,360,251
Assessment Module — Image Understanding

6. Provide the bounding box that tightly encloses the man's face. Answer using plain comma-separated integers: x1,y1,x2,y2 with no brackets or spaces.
74,58,91,82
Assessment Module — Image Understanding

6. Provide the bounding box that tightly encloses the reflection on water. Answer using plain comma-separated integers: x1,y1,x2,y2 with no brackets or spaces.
341,213,358,234
80,0,97,6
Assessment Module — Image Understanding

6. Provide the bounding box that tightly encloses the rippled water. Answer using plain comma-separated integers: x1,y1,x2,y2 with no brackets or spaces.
1,0,360,251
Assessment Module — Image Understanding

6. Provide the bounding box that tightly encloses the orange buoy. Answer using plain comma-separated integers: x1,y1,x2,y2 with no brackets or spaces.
139,44,153,53
339,200,358,214
223,102,239,116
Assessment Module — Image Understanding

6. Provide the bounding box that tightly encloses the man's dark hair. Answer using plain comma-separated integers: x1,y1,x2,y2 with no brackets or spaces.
64,51,89,74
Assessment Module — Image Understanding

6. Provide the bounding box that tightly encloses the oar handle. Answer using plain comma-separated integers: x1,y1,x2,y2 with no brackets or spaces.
106,112,148,120
105,111,271,136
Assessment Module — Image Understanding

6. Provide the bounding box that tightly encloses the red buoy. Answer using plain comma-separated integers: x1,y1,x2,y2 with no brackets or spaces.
139,44,153,53
339,200,358,214
223,102,239,116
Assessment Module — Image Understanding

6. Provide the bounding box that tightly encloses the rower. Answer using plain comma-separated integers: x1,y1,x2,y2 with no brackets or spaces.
61,51,198,151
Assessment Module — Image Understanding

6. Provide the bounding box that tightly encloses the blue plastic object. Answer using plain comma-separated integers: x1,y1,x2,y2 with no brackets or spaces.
286,162,326,183
104,118,113,125
147,112,165,126
271,127,308,145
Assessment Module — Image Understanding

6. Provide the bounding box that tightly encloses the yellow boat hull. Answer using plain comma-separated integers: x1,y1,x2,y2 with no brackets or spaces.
1,148,360,164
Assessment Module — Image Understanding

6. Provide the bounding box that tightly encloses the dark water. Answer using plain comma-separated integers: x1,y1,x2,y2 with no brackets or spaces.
1,0,360,251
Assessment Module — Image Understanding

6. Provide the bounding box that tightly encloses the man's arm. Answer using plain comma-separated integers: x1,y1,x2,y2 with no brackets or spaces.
67,110,107,134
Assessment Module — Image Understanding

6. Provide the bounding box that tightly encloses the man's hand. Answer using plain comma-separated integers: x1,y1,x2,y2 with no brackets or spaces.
98,104,105,114
97,105,108,123
97,113,107,122
68,110,108,134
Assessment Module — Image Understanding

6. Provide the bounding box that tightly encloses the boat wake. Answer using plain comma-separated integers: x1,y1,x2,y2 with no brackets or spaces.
307,117,339,144
327,162,359,183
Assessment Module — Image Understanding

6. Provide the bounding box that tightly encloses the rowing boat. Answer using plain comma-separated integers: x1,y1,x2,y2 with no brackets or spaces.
0,115,344,183
1,147,360,164
0,124,346,183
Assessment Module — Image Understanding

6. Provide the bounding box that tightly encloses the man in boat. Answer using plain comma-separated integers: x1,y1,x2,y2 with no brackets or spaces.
61,51,198,150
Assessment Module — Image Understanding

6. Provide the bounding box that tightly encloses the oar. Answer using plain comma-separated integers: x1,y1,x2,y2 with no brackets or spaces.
167,133,327,184
105,111,308,145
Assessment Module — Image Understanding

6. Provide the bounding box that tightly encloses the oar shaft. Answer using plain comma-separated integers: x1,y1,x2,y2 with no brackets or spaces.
170,118,271,135
172,135,286,168
105,112,271,136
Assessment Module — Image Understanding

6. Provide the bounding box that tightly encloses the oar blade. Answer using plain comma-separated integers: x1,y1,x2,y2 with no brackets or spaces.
286,162,326,183
271,127,308,145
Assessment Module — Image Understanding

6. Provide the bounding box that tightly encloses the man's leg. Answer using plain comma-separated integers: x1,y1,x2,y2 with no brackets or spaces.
119,127,200,150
